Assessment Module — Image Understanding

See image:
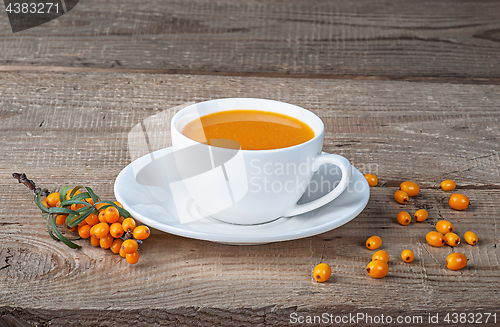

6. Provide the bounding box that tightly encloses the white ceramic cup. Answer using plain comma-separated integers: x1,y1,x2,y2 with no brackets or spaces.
170,98,352,225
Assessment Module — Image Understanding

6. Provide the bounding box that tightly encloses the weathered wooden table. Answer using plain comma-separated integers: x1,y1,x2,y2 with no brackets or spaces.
1,0,499,325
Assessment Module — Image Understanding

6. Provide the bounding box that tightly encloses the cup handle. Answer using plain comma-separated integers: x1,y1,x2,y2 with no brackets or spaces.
282,154,352,217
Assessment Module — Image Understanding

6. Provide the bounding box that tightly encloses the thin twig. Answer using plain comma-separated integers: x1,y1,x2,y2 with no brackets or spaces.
12,173,48,196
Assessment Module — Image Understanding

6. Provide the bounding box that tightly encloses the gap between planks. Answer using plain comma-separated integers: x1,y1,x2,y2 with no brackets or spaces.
1,65,500,85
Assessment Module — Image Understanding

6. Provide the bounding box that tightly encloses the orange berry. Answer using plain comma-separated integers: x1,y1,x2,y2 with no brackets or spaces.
426,231,445,247
312,263,332,282
98,211,107,223
364,174,378,187
90,222,109,239
436,220,454,234
42,197,49,208
449,193,469,211
113,201,123,208
90,235,100,247
78,225,91,239
110,223,124,238
400,181,419,197
440,180,456,191
71,203,85,211
119,247,126,258
85,213,99,226
55,214,67,225
414,209,428,222
396,211,411,226
445,232,460,246
126,251,140,264
84,197,97,206
100,234,114,249
372,250,389,263
121,239,138,254
394,190,409,204
446,252,467,270
46,192,60,207
67,225,78,232
464,231,478,245
117,216,125,224
122,218,137,233
110,238,123,254
90,224,96,236
78,219,87,227
104,207,120,224
95,202,107,211
133,226,150,240
401,249,414,263
366,236,382,250
366,260,388,278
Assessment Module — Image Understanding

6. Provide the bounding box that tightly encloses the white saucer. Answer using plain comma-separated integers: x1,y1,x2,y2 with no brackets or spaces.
114,147,370,245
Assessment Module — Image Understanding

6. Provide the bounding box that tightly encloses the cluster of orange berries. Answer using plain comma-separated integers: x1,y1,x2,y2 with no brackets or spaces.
364,236,414,278
311,235,415,282
391,178,470,212
425,219,477,270
392,179,475,271
87,214,150,265
364,175,477,273
40,186,150,265
308,175,478,282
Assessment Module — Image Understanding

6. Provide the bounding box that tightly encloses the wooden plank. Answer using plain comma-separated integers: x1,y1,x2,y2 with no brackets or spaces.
1,72,498,187
0,306,497,326
1,0,500,80
0,72,499,324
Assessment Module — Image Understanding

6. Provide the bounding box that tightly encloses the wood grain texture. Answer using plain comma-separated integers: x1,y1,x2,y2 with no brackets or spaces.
1,0,500,80
0,72,499,325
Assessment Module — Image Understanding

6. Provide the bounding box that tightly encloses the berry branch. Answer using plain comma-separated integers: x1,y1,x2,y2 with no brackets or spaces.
13,173,150,264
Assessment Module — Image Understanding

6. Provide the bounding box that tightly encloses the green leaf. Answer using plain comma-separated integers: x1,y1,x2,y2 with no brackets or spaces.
84,187,99,206
69,186,85,199
65,192,91,202
67,208,93,228
48,207,79,216
60,199,92,207
46,214,59,241
65,213,77,225
59,185,70,204
76,206,92,213
35,189,50,213
51,214,80,249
